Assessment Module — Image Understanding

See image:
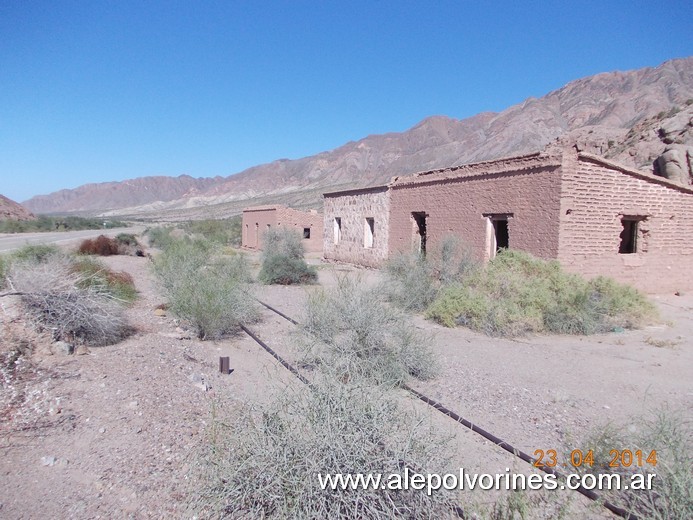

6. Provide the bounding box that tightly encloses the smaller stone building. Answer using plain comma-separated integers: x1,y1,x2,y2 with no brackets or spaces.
242,205,323,253
323,147,693,293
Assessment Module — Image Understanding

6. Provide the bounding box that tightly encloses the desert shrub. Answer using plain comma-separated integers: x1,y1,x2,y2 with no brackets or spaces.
184,216,242,247
0,255,8,289
115,233,138,246
572,410,691,520
144,226,176,250
78,235,120,256
10,244,61,263
188,378,458,519
302,276,437,384
258,228,317,285
426,250,657,336
71,256,137,303
153,238,257,339
6,255,131,346
383,236,478,312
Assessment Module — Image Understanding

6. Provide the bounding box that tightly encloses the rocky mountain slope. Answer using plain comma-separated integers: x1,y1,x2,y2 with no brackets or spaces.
0,194,36,221
23,57,693,217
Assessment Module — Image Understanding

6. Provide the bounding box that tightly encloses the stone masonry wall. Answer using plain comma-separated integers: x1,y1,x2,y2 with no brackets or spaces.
388,159,563,261
558,152,693,292
323,187,390,267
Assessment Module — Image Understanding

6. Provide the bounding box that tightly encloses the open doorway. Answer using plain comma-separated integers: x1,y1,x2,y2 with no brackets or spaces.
485,214,512,259
412,212,427,255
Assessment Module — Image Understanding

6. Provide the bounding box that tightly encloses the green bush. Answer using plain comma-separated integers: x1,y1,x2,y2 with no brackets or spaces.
10,244,61,263
115,233,138,246
0,216,127,233
383,236,478,312
303,276,437,385
144,226,176,250
426,250,657,336
153,238,257,339
71,256,138,303
183,216,242,247
0,255,7,289
258,228,317,285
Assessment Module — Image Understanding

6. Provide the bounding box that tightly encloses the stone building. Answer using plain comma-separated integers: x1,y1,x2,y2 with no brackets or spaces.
323,147,693,292
242,205,323,253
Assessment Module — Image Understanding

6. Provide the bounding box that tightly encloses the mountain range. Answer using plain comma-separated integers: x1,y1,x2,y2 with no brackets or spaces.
22,57,693,219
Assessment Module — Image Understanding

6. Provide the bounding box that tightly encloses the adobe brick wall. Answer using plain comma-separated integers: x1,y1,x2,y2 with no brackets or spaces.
388,155,563,261
323,187,390,267
242,207,277,249
242,205,323,253
275,206,324,253
557,152,693,292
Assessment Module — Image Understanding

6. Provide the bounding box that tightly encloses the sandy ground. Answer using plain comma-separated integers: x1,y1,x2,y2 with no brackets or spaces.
0,249,690,518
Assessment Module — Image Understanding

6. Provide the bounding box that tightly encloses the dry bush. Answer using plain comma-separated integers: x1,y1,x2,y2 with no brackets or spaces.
78,235,120,256
568,409,691,520
6,255,131,346
188,378,459,519
302,275,438,385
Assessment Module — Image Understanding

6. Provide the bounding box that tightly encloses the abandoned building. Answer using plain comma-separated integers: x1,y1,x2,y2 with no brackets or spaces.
241,204,323,253
322,147,693,293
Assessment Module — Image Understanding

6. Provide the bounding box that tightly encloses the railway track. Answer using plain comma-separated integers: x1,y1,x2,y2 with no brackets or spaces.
241,296,637,520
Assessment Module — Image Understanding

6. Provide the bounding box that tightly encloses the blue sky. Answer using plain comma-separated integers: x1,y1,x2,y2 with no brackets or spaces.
1,1,691,202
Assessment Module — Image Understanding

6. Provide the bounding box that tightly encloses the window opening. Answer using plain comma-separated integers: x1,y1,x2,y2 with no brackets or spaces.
303,227,311,239
619,218,643,254
364,218,375,248
334,217,342,244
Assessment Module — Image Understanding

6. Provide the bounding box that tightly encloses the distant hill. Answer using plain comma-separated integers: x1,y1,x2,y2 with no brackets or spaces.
0,194,36,221
23,57,693,219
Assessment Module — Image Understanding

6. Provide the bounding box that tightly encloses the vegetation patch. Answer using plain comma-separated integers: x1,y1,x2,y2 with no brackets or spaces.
426,250,657,336
4,254,132,346
303,276,437,385
153,238,257,339
78,235,120,256
71,256,138,303
0,215,127,234
570,409,691,519
258,228,317,285
183,216,242,247
188,379,457,519
383,236,478,312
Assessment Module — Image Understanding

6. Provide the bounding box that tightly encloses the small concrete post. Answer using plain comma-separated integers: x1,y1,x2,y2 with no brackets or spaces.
219,356,230,375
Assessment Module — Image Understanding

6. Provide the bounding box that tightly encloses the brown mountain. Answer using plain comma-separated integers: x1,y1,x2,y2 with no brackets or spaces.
0,194,36,221
23,57,693,218
23,175,223,214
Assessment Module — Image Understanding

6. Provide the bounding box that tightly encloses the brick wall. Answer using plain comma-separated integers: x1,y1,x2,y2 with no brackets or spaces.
323,187,390,267
388,156,563,261
558,152,693,292
242,205,324,253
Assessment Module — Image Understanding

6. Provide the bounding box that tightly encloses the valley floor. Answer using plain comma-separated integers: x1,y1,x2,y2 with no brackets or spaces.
1,251,690,518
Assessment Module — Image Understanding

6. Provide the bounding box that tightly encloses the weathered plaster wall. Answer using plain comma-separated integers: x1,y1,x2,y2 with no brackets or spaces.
323,187,390,267
558,152,693,292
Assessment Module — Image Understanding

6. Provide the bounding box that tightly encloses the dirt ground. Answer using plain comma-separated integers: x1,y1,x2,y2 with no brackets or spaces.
1,249,691,518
